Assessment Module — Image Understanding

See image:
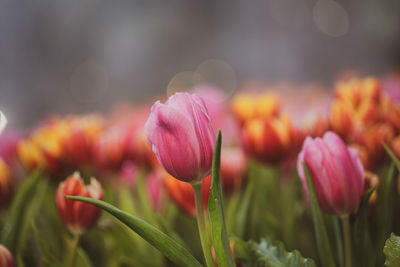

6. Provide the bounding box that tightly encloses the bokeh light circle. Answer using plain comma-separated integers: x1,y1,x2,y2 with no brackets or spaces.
313,0,349,37
193,59,237,101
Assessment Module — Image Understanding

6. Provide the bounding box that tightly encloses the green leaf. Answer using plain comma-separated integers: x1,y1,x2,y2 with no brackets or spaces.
1,171,43,252
375,162,397,265
383,233,400,267
232,161,256,238
383,144,400,172
352,188,375,267
66,196,202,267
234,237,317,267
303,164,335,267
208,131,236,267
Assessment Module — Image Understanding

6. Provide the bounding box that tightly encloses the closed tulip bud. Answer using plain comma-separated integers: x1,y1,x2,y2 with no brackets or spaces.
0,245,16,267
242,114,295,164
297,131,364,216
162,172,210,216
0,159,12,208
145,93,216,183
56,172,104,234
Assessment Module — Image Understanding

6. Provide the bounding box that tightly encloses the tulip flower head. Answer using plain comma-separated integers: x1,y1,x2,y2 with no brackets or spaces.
297,131,364,216
0,245,16,267
145,92,216,183
56,172,104,234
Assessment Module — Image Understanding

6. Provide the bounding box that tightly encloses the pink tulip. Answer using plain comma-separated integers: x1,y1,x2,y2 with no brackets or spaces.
0,245,16,267
297,131,364,216
145,93,216,183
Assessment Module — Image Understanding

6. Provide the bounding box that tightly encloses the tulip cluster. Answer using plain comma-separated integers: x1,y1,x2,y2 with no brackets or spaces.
1,73,400,267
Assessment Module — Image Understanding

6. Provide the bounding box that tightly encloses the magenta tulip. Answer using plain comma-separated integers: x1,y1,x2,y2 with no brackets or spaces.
297,131,364,216
145,92,216,183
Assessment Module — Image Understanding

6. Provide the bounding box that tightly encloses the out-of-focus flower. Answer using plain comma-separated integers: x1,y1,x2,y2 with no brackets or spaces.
113,161,138,189
65,115,103,167
0,159,12,208
93,125,126,171
242,114,298,164
18,119,70,173
330,77,382,138
212,241,241,267
0,112,7,135
297,131,364,216
220,146,247,192
0,245,16,267
126,124,157,169
162,172,210,216
391,135,400,160
147,170,164,211
350,123,394,169
145,92,216,183
18,139,46,170
56,172,104,234
231,92,280,124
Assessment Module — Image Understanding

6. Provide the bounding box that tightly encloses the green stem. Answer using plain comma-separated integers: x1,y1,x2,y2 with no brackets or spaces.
68,233,81,267
192,183,215,267
341,215,352,267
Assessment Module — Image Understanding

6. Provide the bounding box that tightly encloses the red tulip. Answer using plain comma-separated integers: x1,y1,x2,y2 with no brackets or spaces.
56,172,104,234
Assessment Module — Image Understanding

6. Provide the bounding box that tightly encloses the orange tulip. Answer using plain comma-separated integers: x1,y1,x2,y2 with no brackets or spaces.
330,77,382,137
162,172,210,216
242,114,297,164
231,93,280,124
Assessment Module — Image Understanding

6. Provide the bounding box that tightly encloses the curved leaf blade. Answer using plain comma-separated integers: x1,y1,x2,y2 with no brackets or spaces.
303,164,335,267
208,131,235,267
66,196,202,267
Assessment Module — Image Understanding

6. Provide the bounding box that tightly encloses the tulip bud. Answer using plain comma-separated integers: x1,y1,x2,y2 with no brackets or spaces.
242,114,296,164
0,159,12,208
0,245,16,267
162,172,210,216
297,131,364,216
56,172,104,234
145,93,216,183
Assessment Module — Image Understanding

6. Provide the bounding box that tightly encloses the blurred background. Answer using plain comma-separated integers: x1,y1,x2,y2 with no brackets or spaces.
0,0,399,128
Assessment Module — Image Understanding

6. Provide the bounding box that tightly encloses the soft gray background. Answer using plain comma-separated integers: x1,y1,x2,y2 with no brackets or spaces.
0,0,399,128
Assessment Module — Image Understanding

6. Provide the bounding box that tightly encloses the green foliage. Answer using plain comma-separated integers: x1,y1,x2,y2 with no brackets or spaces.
234,237,316,267
1,171,48,255
383,233,400,267
66,196,202,267
208,131,235,267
